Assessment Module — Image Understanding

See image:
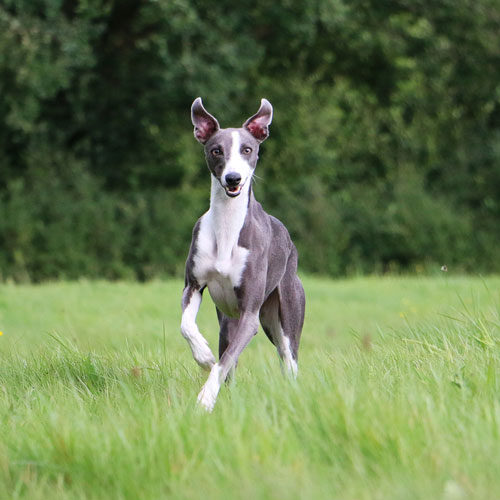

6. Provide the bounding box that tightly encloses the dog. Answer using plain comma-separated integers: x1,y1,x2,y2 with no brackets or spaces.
181,97,305,411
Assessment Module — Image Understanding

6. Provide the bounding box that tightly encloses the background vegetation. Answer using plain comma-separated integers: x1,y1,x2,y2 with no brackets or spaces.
1,0,499,281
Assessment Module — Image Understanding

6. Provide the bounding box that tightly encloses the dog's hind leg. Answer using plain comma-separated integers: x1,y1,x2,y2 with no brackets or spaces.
260,251,305,377
277,272,305,377
259,289,298,377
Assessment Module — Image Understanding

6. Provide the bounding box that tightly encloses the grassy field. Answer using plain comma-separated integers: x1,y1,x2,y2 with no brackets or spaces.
1,275,499,499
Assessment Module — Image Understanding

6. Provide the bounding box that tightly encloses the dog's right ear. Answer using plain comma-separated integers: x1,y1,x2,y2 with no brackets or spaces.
191,97,220,144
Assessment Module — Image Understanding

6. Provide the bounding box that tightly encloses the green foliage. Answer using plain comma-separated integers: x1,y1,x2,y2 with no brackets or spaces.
0,0,499,280
0,162,207,281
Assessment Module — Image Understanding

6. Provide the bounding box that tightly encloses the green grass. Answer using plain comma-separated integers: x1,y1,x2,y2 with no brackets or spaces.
1,276,499,499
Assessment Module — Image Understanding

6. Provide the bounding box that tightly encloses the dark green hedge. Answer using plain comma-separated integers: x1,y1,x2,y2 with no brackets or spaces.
1,0,499,280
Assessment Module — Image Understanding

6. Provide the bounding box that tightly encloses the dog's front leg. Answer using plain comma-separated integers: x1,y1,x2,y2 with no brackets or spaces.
197,311,259,412
181,285,216,371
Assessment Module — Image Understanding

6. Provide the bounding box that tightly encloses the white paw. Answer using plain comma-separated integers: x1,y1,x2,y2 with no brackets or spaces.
197,364,222,412
197,385,217,412
191,338,216,371
285,359,298,379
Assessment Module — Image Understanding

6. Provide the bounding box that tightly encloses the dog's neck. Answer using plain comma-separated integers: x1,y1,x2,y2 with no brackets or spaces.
209,175,251,265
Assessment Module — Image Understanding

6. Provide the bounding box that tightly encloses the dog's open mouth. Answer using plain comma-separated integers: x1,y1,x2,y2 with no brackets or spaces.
224,181,246,198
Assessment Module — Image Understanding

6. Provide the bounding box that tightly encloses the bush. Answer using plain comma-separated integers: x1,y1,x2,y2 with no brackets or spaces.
0,0,499,280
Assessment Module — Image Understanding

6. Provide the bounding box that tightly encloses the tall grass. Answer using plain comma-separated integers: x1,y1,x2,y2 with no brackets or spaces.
0,276,499,499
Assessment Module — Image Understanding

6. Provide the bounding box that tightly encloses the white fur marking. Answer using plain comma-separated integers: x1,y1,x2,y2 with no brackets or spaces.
181,289,216,370
221,131,253,189
280,334,298,377
191,153,251,317
197,363,222,412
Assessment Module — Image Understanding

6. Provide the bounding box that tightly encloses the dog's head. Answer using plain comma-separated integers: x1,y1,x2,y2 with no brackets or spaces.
191,98,273,198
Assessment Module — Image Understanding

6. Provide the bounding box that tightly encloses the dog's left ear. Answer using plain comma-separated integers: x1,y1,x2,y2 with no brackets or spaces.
243,98,273,142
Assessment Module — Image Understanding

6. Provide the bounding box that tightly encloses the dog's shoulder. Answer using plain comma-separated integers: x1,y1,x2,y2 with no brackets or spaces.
238,200,293,253
184,216,204,285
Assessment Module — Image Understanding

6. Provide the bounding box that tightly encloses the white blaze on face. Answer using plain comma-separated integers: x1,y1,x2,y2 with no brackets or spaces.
221,131,253,188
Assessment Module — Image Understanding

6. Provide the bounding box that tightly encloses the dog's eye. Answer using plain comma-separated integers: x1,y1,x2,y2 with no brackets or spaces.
211,148,223,157
242,147,252,155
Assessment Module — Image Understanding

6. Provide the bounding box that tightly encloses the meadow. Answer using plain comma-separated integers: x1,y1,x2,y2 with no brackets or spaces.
1,275,499,499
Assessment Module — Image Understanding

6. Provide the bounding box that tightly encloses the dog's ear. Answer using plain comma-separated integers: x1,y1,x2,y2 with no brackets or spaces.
242,99,273,142
191,97,220,144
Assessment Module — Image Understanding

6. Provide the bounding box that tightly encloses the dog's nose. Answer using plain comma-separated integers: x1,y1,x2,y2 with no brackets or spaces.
225,172,241,187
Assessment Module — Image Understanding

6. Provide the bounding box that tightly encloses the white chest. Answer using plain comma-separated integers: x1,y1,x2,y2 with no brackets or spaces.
192,183,250,318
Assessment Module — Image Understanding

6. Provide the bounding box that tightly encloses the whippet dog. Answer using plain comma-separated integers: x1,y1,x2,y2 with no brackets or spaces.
181,97,305,412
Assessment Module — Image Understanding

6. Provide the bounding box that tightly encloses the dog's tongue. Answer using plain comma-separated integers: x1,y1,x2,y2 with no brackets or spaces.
229,186,239,192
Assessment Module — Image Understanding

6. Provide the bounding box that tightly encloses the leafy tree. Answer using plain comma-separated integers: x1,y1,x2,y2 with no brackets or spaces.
0,0,499,280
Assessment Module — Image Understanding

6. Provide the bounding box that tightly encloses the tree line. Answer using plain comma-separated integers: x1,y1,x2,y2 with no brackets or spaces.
1,0,499,280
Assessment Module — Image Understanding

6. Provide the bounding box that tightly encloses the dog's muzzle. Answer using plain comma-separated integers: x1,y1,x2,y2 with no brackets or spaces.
223,172,245,197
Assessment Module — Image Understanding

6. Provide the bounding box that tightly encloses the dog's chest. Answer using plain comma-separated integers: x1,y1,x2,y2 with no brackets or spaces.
193,211,249,318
